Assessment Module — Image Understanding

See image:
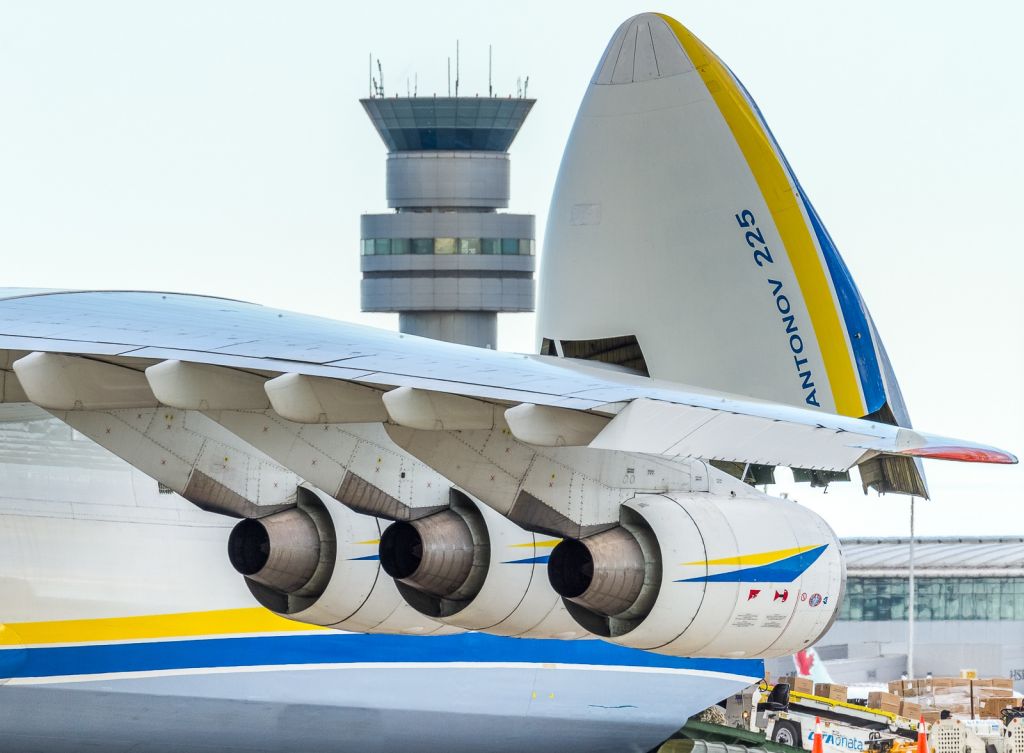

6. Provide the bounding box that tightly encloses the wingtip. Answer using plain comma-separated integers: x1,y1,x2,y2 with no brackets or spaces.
899,446,1018,465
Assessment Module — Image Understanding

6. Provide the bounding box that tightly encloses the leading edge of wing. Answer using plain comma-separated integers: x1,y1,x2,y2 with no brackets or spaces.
0,290,1015,469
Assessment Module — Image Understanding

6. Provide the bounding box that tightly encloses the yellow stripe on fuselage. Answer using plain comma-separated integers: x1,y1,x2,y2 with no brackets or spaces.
0,607,320,647
682,544,820,567
658,15,864,418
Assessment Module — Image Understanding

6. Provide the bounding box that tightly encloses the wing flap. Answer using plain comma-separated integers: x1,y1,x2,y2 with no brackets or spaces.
588,398,871,471
589,397,1016,470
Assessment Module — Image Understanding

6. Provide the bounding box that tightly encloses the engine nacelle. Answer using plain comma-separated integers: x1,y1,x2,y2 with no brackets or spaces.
377,490,586,638
546,492,845,658
228,485,456,635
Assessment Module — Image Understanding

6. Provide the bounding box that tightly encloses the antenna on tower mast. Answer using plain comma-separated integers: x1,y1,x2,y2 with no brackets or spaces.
489,45,493,97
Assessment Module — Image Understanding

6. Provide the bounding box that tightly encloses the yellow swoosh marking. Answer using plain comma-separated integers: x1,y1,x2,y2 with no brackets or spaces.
659,14,864,417
682,544,820,567
508,539,562,549
354,539,380,546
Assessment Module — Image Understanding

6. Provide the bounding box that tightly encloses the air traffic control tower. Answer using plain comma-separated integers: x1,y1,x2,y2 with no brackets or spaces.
359,96,536,348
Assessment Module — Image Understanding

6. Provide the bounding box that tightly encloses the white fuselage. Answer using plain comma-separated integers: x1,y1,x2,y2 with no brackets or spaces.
0,413,762,753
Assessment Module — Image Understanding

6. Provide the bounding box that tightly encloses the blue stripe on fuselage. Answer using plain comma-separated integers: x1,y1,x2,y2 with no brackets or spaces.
5,632,764,680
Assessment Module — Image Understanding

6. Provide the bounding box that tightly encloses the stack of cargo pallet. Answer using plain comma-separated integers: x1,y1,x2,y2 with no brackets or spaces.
888,677,1016,720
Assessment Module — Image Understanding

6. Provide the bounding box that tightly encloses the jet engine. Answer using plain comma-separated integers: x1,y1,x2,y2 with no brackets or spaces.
377,490,586,638
546,492,845,658
228,485,455,635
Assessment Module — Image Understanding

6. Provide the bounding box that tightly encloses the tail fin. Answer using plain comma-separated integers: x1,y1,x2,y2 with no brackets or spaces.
794,648,834,685
537,13,925,495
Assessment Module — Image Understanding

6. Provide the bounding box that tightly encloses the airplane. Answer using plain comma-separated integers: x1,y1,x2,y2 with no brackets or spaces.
0,12,1014,753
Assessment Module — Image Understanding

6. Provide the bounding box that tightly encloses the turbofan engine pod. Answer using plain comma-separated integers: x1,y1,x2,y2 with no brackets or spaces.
228,485,454,635
547,492,845,659
377,490,586,639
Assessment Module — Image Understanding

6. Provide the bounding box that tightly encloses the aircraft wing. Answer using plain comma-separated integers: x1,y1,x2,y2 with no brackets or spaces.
0,290,1015,473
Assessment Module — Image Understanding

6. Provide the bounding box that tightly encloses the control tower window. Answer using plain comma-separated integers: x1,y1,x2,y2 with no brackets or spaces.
411,238,433,255
364,236,534,257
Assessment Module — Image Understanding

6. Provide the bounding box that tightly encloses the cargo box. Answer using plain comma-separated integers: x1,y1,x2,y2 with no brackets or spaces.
977,698,1011,719
981,678,1013,690
780,676,814,695
815,683,848,703
899,700,922,719
979,688,1013,698
868,692,901,714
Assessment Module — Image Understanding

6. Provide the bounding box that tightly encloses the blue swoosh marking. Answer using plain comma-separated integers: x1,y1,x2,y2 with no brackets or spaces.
502,555,550,565
724,63,886,415
675,545,827,583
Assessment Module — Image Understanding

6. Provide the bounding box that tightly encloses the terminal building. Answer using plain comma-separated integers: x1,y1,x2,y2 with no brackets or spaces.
359,95,537,349
767,536,1024,690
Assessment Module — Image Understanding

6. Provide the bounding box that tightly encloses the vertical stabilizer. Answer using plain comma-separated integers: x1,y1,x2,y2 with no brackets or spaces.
537,13,925,495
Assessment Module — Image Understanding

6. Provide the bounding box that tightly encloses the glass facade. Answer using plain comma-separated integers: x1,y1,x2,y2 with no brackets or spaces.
362,237,535,256
839,577,1024,621
361,97,535,152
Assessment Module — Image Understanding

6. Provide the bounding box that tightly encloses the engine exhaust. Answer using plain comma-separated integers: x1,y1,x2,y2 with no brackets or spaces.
379,509,476,597
228,508,321,593
547,526,645,617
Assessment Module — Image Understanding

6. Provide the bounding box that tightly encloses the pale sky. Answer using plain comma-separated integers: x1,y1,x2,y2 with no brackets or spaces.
1,1,1020,536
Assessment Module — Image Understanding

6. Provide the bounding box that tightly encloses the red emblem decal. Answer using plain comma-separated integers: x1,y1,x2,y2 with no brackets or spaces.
773,589,789,603
748,589,761,601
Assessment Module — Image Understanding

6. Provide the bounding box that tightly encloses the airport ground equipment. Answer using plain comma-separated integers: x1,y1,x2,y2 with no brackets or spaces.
930,716,1024,753
656,734,790,753
719,683,1024,753
660,718,802,753
724,683,919,753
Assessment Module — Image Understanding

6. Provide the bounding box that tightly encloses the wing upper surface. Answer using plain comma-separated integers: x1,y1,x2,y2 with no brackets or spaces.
0,290,1015,470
